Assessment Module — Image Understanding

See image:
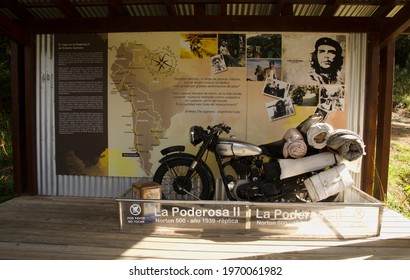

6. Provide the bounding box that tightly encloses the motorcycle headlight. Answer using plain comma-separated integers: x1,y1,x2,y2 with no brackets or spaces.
189,126,204,146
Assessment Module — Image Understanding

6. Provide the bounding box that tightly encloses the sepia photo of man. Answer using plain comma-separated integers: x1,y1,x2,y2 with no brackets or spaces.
210,54,227,74
246,59,282,81
218,34,246,67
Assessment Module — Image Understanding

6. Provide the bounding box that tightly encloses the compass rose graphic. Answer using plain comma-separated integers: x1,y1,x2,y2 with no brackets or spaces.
146,46,177,78
153,52,172,73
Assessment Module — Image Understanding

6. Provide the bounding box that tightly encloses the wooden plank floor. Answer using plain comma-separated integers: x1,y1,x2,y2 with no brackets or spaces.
0,195,409,260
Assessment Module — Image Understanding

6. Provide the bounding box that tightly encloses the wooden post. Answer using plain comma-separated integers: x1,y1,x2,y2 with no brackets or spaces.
361,33,380,195
10,42,24,195
9,34,37,195
375,41,395,200
23,34,37,195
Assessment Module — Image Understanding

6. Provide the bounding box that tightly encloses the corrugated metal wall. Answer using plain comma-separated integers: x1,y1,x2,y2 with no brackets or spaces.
346,33,367,184
36,34,139,197
346,34,367,136
37,34,57,195
36,33,367,198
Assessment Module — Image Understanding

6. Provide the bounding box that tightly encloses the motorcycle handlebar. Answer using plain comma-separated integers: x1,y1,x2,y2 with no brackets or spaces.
222,124,231,133
207,123,231,134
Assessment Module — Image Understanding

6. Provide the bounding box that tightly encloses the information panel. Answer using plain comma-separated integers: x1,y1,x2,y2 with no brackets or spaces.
55,34,108,176
55,32,348,177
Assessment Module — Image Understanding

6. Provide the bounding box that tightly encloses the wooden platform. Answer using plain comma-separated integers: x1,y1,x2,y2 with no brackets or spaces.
0,195,409,260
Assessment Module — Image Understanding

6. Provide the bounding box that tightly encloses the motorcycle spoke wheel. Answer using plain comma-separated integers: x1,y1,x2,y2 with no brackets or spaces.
153,159,213,200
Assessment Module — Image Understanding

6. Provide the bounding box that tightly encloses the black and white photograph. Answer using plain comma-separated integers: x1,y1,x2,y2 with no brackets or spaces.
289,85,319,106
282,34,346,85
265,97,295,121
263,78,290,99
246,34,282,58
308,37,345,84
218,34,246,67
319,85,345,111
246,59,282,81
314,107,329,121
210,54,227,74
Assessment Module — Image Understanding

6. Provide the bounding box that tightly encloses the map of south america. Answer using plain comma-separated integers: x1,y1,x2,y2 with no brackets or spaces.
109,41,180,176
107,33,253,177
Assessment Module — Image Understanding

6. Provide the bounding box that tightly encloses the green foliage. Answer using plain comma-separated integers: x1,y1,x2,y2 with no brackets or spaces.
390,35,410,219
0,34,12,165
395,34,410,69
0,35,14,203
0,170,14,204
0,110,14,203
388,140,410,219
393,64,410,108
394,35,410,109
0,113,12,162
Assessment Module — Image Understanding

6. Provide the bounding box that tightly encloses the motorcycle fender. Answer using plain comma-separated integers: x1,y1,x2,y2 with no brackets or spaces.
160,145,185,156
158,151,195,164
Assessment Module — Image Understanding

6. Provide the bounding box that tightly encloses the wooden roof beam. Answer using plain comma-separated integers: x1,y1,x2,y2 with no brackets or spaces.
273,0,285,16
221,0,227,16
280,2,293,16
108,0,126,16
20,15,384,34
321,0,343,17
58,0,81,18
0,11,26,45
2,0,33,19
165,0,175,16
380,2,410,48
194,3,206,16
372,0,402,18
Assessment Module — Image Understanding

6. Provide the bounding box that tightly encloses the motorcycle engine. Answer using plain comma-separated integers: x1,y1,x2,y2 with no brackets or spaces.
230,158,253,179
232,179,280,201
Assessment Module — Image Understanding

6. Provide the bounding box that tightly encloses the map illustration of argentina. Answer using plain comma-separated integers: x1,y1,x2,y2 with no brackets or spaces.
110,42,179,175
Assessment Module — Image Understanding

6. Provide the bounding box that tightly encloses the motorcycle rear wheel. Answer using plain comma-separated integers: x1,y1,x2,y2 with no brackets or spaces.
153,159,214,200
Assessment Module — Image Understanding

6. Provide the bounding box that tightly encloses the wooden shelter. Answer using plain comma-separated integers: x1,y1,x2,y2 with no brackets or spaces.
0,0,409,199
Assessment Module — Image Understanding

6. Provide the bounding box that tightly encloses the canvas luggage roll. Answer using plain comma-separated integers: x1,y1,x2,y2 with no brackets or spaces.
282,128,307,158
296,113,324,135
303,164,354,202
278,152,336,179
306,122,333,149
326,129,366,161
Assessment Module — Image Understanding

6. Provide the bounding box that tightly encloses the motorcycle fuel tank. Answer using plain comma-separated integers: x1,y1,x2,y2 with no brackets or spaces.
215,139,262,156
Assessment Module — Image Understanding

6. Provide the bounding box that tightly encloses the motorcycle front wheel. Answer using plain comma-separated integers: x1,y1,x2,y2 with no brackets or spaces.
153,158,214,200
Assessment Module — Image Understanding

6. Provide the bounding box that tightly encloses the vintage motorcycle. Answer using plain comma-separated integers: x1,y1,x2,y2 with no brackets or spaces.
153,123,334,202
